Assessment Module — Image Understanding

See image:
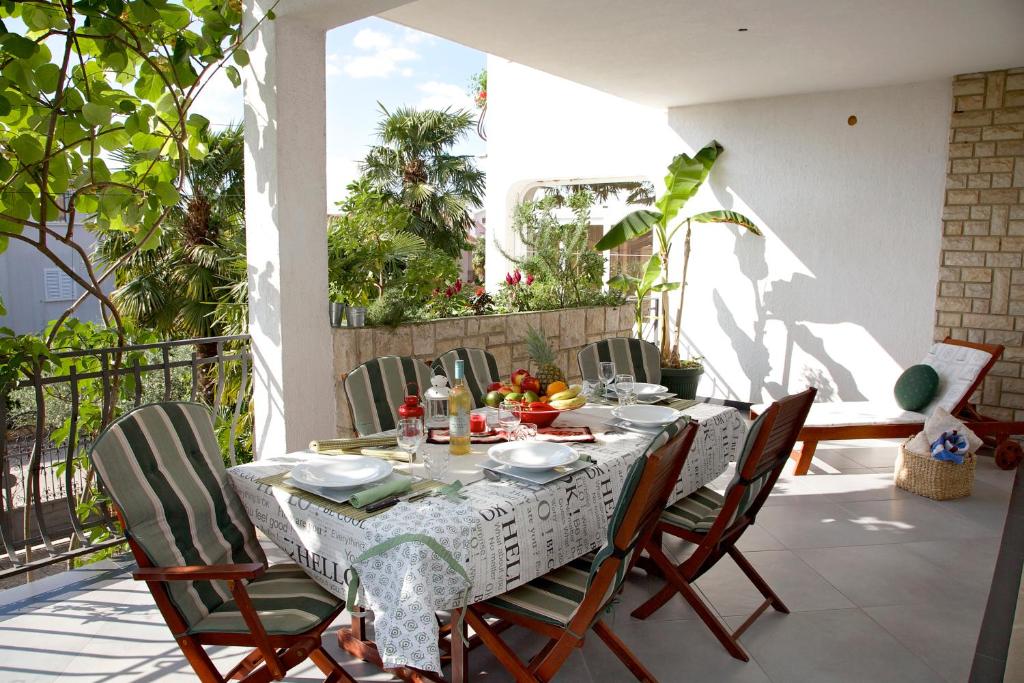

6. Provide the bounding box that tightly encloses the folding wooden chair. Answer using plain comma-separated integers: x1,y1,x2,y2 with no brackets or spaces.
89,402,353,683
452,419,699,682
432,347,501,408
632,388,816,661
344,355,434,435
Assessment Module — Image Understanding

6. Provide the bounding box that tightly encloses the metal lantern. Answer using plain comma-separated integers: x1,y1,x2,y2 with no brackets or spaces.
423,374,450,429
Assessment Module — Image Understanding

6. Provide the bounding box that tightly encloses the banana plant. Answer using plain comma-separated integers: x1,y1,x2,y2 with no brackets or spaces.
596,141,762,366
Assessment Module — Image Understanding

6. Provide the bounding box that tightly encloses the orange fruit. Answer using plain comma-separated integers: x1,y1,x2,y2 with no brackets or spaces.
546,381,568,396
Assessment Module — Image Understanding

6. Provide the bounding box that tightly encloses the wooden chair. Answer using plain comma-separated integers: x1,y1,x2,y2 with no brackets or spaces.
89,402,353,683
344,355,434,435
452,419,699,682
631,388,816,661
577,337,662,384
432,347,501,408
753,339,1024,474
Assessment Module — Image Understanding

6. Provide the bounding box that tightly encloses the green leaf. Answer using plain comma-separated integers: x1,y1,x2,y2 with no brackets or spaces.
0,34,39,59
0,91,9,117
651,282,681,292
225,65,241,87
655,141,722,227
232,49,249,66
153,181,180,206
82,102,112,126
159,5,192,30
595,209,662,251
10,134,44,164
690,209,763,236
639,254,661,291
35,63,61,93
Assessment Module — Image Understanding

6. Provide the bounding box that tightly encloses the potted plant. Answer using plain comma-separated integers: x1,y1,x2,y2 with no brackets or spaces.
596,141,763,399
329,285,345,328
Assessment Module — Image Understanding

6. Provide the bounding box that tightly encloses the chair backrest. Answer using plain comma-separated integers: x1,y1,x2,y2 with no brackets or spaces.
577,419,697,624
922,338,1001,415
89,402,266,629
577,337,661,384
706,388,816,542
345,356,434,435
432,347,500,408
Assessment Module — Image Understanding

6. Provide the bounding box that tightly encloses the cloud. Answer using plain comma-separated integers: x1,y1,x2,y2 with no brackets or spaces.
401,28,434,45
190,67,243,127
353,28,393,51
415,81,475,111
344,46,419,79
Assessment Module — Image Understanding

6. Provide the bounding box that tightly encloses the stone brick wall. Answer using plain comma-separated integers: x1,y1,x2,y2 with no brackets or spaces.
936,68,1024,421
332,303,635,434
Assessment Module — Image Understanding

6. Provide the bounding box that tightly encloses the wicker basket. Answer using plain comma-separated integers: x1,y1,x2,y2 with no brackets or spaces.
894,439,975,500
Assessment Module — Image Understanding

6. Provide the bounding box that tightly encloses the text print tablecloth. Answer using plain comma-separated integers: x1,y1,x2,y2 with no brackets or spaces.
228,403,745,672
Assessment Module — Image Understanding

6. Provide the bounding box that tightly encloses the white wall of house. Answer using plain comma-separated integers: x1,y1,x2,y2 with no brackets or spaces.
486,57,950,404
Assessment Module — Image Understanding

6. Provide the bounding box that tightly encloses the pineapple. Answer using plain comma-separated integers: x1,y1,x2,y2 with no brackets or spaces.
525,326,566,395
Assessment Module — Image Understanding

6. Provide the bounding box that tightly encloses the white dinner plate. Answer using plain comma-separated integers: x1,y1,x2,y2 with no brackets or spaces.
611,404,682,427
290,456,393,488
487,441,579,470
611,382,668,397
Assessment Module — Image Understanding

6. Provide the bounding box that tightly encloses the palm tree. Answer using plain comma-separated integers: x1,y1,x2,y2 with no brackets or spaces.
97,124,246,356
361,105,486,257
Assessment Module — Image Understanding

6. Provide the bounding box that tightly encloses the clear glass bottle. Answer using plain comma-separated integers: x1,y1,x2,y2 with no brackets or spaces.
448,360,472,455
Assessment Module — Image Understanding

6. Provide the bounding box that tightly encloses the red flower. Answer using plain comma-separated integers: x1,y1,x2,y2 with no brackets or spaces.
505,272,514,285
455,278,463,292
445,286,454,297
513,269,522,284
475,286,485,297
433,288,439,296
525,273,534,286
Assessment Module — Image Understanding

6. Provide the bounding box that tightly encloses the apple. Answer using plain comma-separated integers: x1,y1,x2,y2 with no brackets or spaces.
499,384,514,395
511,368,530,388
521,376,541,394
486,381,503,392
523,390,539,403
484,391,504,408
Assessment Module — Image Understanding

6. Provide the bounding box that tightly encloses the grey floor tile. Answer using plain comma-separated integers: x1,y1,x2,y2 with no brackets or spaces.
695,549,854,617
865,601,984,683
725,608,941,682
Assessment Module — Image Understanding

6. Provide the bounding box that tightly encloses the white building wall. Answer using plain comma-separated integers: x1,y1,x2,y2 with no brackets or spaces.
486,57,950,404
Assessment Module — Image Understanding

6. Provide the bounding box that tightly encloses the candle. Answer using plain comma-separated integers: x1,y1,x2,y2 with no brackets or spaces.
470,413,487,434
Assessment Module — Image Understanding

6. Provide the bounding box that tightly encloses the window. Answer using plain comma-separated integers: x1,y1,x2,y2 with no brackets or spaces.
43,268,75,302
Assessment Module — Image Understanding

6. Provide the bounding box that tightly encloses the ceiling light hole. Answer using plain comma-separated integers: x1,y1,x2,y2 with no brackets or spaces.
737,28,748,32
848,115,858,126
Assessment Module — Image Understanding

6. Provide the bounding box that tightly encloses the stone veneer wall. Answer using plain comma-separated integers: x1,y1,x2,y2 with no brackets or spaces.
332,303,635,434
936,68,1024,421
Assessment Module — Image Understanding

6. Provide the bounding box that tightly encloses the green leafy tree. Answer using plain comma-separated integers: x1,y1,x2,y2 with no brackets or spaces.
0,0,267,354
361,105,485,257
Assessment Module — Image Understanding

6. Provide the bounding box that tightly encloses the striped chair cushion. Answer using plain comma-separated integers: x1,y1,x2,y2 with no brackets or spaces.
432,348,500,408
188,563,341,635
485,553,594,626
661,486,724,531
89,402,266,629
345,356,434,435
578,337,661,384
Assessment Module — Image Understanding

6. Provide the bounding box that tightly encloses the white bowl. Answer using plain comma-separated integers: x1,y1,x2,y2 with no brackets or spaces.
613,382,668,397
611,404,681,427
487,441,579,470
290,456,393,488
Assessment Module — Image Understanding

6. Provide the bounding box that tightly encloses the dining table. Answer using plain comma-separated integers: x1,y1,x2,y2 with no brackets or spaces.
227,400,746,680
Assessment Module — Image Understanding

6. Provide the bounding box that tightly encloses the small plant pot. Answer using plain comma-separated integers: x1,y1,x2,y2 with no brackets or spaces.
346,306,366,327
329,302,345,327
661,366,703,400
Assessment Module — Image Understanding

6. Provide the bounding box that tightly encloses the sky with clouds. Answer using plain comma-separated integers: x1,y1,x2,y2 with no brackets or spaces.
193,17,487,210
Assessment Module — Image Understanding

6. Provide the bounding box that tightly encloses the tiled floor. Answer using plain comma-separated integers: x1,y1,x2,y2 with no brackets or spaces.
0,439,1016,682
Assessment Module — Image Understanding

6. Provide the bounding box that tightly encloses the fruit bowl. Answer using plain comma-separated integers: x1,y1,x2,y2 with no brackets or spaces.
513,406,560,428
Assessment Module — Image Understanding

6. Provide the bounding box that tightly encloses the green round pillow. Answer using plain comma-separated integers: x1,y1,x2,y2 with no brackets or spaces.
893,364,939,411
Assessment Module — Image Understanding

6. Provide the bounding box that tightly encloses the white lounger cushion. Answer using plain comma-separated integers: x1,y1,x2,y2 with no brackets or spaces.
750,342,992,429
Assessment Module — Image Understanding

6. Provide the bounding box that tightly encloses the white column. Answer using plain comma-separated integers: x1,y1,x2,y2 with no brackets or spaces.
243,10,334,457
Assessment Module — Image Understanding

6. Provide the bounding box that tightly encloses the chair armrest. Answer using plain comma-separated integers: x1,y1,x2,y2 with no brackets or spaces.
133,563,266,582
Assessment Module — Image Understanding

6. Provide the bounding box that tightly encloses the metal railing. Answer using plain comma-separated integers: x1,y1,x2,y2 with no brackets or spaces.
0,335,251,579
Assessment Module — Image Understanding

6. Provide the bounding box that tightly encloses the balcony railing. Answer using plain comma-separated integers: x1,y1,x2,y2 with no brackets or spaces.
0,335,251,580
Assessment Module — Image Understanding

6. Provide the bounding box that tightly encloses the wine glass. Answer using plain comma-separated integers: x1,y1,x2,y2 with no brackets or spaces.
497,401,522,438
396,418,424,463
614,373,636,406
423,448,450,483
598,362,616,398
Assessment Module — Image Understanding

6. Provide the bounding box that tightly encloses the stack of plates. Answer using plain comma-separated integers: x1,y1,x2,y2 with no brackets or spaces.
610,404,683,429
288,456,394,503
606,382,675,404
481,441,590,485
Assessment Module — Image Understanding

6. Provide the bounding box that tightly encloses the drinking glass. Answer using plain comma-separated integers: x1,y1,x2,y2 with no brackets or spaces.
598,362,616,397
396,418,424,462
581,379,602,401
614,373,636,406
423,449,450,483
497,401,522,437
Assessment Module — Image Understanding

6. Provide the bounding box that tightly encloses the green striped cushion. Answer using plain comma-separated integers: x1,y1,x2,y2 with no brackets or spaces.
89,402,266,628
485,553,594,626
727,411,770,523
578,337,661,384
344,356,434,435
661,486,724,531
432,348,500,408
188,563,341,635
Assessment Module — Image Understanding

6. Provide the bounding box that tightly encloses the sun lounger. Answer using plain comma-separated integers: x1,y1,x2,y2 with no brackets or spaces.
751,338,1024,474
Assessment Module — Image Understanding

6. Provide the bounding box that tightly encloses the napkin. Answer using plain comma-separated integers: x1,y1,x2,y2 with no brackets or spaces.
310,436,412,462
349,474,413,509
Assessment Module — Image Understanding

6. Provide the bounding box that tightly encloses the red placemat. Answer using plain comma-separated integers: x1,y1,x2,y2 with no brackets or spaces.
426,426,595,444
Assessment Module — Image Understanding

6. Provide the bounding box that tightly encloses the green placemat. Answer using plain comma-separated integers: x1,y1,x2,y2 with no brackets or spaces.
256,471,444,521
665,398,701,410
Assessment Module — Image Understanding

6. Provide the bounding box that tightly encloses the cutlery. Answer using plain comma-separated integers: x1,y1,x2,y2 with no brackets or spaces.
363,487,433,512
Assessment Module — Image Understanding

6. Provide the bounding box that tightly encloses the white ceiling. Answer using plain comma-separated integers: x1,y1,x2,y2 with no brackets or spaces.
380,0,1024,108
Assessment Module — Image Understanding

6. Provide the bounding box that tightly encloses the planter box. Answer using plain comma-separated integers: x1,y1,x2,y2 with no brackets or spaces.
332,303,635,434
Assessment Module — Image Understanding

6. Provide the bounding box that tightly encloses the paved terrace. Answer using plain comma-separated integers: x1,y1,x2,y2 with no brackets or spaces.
0,440,1019,683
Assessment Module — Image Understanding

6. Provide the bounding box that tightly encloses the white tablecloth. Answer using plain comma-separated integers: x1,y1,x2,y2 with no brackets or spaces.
228,402,744,672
